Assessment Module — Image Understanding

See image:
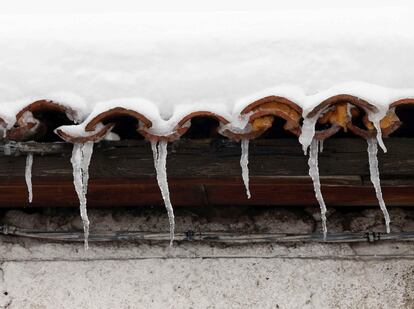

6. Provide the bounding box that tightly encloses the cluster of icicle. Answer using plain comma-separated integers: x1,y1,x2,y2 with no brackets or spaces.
236,106,391,237
22,108,391,249
23,141,176,250
25,142,96,249
24,139,176,250
297,111,391,237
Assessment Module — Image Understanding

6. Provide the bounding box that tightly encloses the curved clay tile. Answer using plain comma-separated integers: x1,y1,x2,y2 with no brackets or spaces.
15,100,79,123
306,95,374,140
59,106,156,142
358,108,401,138
377,98,414,137
139,111,230,142
55,123,115,143
390,98,414,108
6,121,46,142
177,111,230,128
348,99,406,139
137,124,183,142
84,107,152,132
58,108,153,143
7,100,79,142
84,106,186,142
222,96,302,140
307,94,404,140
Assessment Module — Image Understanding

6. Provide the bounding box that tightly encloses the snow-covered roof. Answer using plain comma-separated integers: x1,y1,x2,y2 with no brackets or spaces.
0,8,413,146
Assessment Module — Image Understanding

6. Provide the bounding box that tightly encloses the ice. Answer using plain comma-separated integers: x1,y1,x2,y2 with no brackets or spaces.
372,120,387,153
240,139,251,199
308,139,328,239
70,141,94,250
367,138,391,233
151,140,175,246
81,141,94,195
25,153,33,203
299,112,328,238
299,115,319,155
319,140,324,153
103,131,120,141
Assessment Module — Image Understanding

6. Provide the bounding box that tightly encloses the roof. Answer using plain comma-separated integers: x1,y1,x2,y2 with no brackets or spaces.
0,93,412,145
0,9,413,143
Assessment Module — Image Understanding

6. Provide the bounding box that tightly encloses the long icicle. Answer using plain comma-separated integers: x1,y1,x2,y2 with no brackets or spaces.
71,142,94,250
81,141,94,196
151,140,175,246
240,139,251,199
25,153,33,203
367,137,391,233
308,139,328,239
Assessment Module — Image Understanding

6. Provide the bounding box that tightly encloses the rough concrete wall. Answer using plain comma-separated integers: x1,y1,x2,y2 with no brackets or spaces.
0,207,413,308
1,258,414,309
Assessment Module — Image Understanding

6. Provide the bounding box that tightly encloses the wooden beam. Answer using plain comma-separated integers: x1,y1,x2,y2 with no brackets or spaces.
0,138,412,207
0,178,413,207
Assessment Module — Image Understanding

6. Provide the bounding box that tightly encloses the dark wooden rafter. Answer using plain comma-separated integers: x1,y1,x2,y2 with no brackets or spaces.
0,138,413,208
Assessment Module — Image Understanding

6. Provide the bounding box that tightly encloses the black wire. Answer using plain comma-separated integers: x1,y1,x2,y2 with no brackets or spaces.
1,224,414,244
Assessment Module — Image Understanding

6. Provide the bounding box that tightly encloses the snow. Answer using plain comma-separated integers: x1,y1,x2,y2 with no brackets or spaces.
25,153,33,203
70,142,94,250
151,140,175,246
308,139,328,238
3,0,413,14
0,9,412,133
240,139,251,199
367,138,391,233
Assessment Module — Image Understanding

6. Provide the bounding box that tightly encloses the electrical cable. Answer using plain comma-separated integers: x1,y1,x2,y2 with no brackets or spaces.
1,224,414,244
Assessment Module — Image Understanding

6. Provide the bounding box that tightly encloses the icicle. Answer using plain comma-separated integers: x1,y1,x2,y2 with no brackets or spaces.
151,140,175,246
308,139,328,239
299,115,319,155
240,139,251,199
81,141,94,195
367,138,391,233
372,120,387,153
319,140,324,153
367,110,387,153
71,142,94,250
25,153,33,203
151,140,158,162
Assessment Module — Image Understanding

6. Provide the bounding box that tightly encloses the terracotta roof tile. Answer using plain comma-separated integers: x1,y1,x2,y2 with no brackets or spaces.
0,95,412,143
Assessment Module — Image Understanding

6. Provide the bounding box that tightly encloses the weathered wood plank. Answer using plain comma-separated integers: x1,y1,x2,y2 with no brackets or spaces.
0,138,413,179
205,180,414,206
0,138,412,207
0,178,412,207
